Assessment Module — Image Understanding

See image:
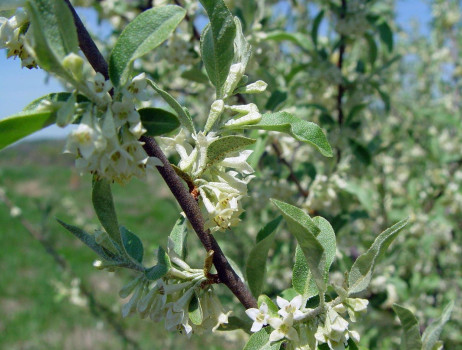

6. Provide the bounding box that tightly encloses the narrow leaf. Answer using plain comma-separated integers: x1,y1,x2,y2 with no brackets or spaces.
57,219,117,261
109,5,186,86
92,178,122,246
138,107,180,136
169,216,188,260
348,219,408,295
188,293,203,325
264,31,311,51
235,112,333,157
216,316,253,333
199,0,236,97
392,304,423,350
311,10,325,47
120,226,144,264
205,136,256,170
246,216,282,297
292,245,318,298
364,33,378,66
312,217,336,282
422,301,454,350
271,199,327,293
147,79,195,134
377,21,394,52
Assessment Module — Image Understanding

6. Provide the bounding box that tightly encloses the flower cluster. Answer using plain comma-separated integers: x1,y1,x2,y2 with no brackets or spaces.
115,241,230,336
0,8,37,68
61,72,160,183
245,294,368,350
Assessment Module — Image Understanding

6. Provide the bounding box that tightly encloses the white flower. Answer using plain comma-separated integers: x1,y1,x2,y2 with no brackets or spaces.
268,314,299,343
220,150,254,175
314,308,357,350
246,302,270,332
277,295,305,320
125,73,151,101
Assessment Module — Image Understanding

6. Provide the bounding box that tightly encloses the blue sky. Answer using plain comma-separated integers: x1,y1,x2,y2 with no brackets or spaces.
0,1,432,141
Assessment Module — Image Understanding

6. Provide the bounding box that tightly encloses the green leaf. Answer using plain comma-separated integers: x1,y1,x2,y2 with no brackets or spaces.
271,199,327,294
392,304,423,350
0,110,56,150
147,79,195,134
188,293,203,325
205,136,256,171
236,112,333,157
57,219,117,261
145,246,172,280
292,217,336,298
265,90,288,111
243,328,283,350
257,295,279,317
169,216,188,260
246,216,282,297
377,21,394,52
348,219,408,295
364,33,378,66
311,10,325,48
92,178,122,246
264,31,311,51
109,5,186,86
120,226,144,264
138,107,180,136
24,92,89,111
422,301,454,350
199,0,236,97
292,245,318,298
348,138,372,166
52,0,79,55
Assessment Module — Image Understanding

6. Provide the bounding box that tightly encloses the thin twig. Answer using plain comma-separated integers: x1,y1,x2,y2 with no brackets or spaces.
66,1,257,309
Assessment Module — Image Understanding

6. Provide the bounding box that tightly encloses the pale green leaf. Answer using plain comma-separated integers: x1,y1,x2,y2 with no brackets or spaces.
188,293,203,325
233,112,333,157
145,246,172,281
205,136,256,171
348,219,408,295
422,301,454,350
257,295,279,317
92,177,122,246
199,0,236,97
292,245,317,298
271,199,327,293
169,216,188,260
392,304,423,350
246,216,282,297
109,5,186,86
243,328,283,350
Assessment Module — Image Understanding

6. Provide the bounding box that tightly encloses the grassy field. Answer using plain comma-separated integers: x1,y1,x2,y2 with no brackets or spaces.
0,140,245,350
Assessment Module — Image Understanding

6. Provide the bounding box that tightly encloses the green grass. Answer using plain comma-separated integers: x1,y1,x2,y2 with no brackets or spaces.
0,140,245,350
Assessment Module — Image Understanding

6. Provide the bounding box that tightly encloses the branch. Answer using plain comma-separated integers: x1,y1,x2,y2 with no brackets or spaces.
66,1,257,309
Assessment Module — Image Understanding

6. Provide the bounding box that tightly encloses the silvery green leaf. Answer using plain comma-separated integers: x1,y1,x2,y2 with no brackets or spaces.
271,199,327,294
292,245,318,299
232,112,333,157
246,216,282,297
147,79,195,134
120,226,144,264
392,304,423,350
205,135,256,171
422,301,454,350
92,177,122,246
348,219,408,296
188,293,203,325
243,328,282,350
199,0,236,98
169,216,188,260
109,5,186,87
57,219,117,261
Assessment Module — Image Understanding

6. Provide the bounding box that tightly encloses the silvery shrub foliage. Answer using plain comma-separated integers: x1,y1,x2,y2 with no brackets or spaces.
0,0,457,349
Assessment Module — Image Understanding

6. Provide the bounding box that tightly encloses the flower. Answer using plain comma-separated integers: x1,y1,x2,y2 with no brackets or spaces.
277,295,305,320
246,302,270,332
268,314,299,343
314,307,359,350
124,73,151,101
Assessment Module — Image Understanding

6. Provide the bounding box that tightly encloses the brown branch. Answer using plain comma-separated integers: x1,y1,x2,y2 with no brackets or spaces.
66,1,257,309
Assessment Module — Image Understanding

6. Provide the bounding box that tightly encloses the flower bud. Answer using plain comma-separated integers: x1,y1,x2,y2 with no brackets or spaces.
62,53,84,81
235,80,268,94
